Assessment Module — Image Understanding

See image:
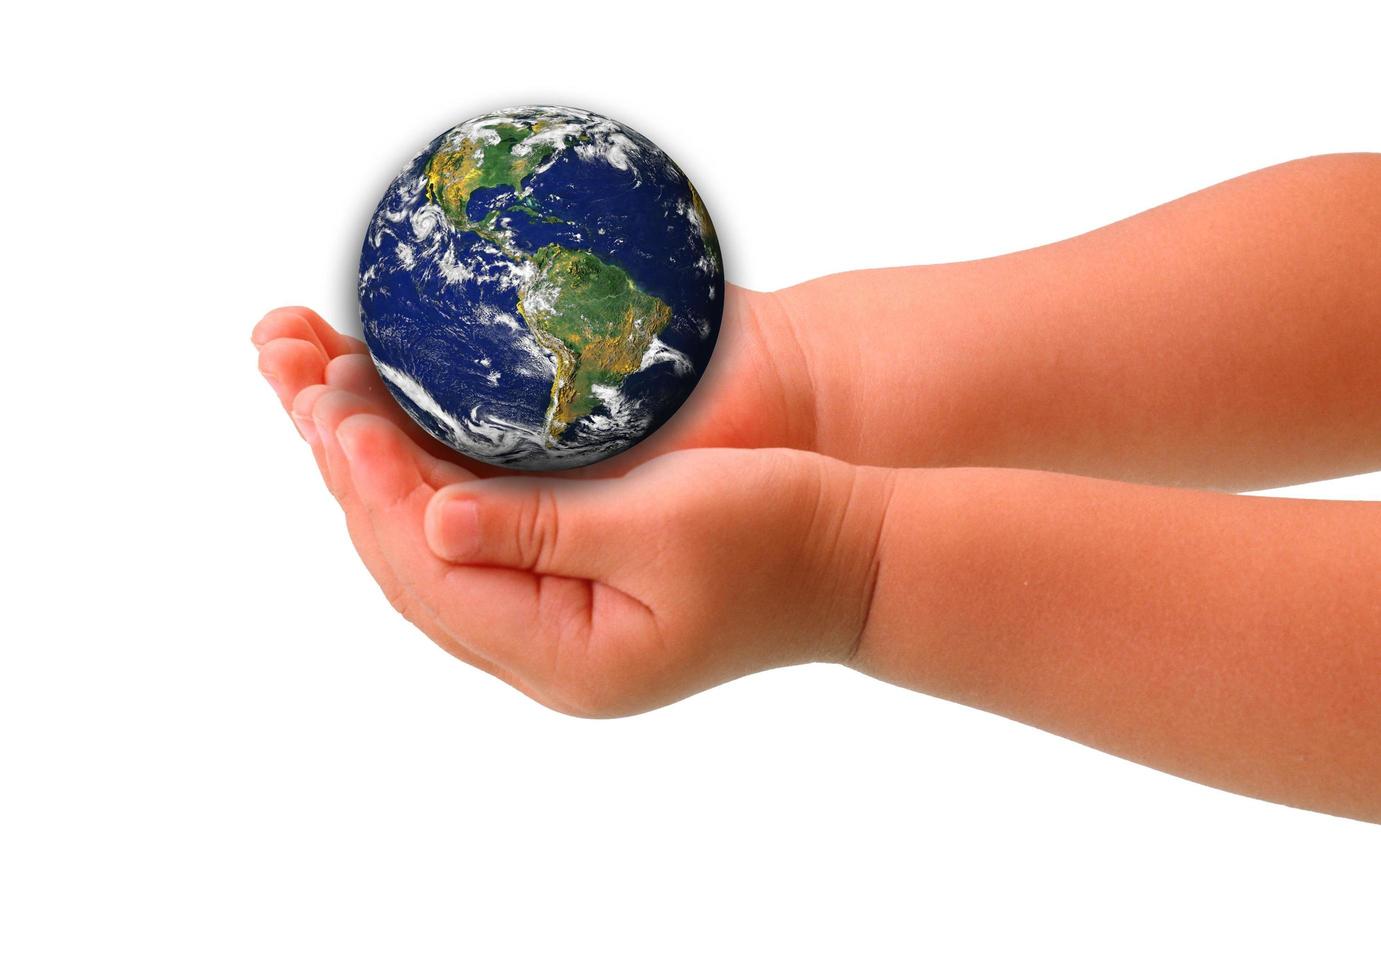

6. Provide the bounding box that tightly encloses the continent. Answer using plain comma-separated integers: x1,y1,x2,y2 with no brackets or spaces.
424,120,575,256
516,244,672,443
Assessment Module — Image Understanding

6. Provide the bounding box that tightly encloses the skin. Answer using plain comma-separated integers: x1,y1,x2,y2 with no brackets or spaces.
255,152,1381,821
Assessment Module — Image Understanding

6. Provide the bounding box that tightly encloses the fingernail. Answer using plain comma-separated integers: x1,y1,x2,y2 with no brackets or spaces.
262,370,289,400
311,401,336,446
336,423,362,463
438,498,480,557
292,413,317,444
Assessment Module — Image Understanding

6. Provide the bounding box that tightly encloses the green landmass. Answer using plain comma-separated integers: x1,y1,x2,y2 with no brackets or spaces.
424,120,574,257
517,244,671,441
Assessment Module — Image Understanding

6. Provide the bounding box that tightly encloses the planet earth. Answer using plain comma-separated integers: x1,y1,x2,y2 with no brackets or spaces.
358,105,724,471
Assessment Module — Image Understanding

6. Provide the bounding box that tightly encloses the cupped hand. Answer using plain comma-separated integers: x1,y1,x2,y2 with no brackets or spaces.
337,415,889,715
253,296,884,713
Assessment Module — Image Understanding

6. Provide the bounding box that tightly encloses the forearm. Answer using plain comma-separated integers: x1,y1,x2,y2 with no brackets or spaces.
778,153,1381,489
854,466,1381,821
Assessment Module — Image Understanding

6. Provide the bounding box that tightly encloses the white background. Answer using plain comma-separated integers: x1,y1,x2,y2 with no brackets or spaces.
3,2,1378,976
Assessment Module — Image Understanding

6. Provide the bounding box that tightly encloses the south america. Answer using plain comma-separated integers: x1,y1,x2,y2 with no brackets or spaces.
516,244,673,444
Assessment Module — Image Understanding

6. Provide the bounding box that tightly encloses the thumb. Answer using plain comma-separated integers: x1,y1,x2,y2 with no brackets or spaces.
425,474,633,580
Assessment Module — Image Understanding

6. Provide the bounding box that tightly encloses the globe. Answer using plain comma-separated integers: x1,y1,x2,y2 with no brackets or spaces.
358,105,724,471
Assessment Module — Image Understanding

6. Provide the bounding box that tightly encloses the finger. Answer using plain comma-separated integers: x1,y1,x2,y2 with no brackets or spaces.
336,412,616,704
253,306,366,359
259,337,328,412
324,352,394,405
307,386,475,494
290,383,332,464
424,474,632,582
286,306,368,358
325,352,450,450
324,351,521,481
308,389,537,697
303,388,410,601
251,309,329,360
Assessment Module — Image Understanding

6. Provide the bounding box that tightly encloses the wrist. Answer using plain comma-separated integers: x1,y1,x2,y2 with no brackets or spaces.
773,271,960,468
842,465,974,685
805,456,900,668
763,282,858,461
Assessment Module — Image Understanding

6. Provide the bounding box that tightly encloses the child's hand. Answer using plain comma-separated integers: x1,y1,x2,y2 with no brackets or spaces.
252,296,884,714
303,398,891,716
252,286,818,481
